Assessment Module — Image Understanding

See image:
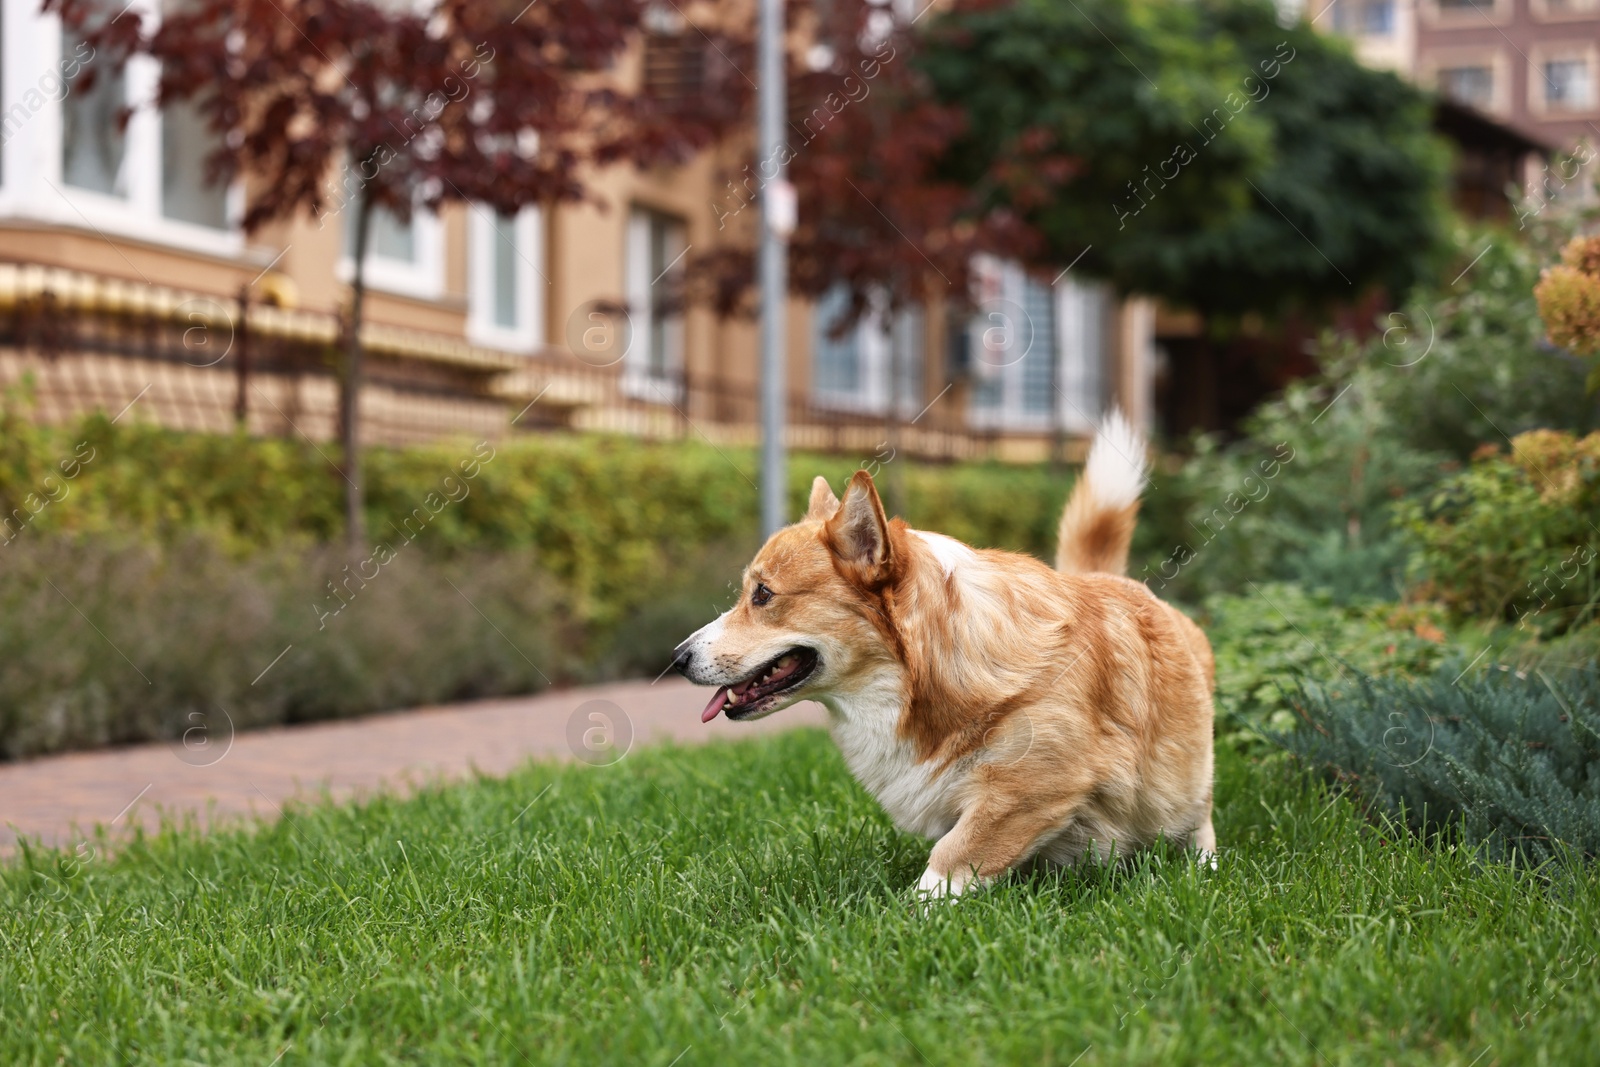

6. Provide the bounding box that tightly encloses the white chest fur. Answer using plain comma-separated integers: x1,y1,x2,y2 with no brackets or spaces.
823,682,966,840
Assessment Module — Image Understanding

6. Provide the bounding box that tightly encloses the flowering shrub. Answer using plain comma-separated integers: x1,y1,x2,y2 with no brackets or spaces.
1535,234,1600,376
1398,429,1600,627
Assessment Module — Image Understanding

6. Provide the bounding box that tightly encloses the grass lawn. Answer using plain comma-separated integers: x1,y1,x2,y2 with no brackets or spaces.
5,729,1598,1066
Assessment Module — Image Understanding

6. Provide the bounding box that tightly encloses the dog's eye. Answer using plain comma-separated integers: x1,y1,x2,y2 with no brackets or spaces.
751,583,773,607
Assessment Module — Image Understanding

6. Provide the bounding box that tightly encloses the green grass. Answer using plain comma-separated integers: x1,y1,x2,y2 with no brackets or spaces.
5,730,1598,1066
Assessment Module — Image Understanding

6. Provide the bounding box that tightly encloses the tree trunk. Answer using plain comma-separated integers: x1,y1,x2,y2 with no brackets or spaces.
342,188,374,557
234,282,250,427
1048,306,1066,472
885,311,907,519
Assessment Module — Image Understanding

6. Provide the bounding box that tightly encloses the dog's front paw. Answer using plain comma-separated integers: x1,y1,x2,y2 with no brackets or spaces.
912,866,971,913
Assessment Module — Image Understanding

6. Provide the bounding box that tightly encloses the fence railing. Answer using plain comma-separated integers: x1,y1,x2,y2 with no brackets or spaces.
0,261,1080,462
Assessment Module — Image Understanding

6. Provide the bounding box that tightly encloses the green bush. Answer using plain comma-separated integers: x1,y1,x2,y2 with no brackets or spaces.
0,537,572,760
0,399,1083,757
1135,369,1446,603
1200,582,1470,745
1363,227,1598,459
1398,429,1600,629
0,395,1072,627
1281,661,1600,867
1135,226,1600,605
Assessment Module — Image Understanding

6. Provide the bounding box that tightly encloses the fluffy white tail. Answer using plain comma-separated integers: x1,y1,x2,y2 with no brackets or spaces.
1055,409,1148,575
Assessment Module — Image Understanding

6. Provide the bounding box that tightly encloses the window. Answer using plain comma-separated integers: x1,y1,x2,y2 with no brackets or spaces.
1360,0,1393,33
1055,281,1110,433
1536,0,1599,17
1545,59,1594,110
811,285,923,415
61,29,127,196
968,257,1109,431
160,99,227,228
338,196,444,299
1430,0,1504,23
1440,65,1495,108
345,200,418,263
814,287,868,401
623,206,687,398
641,5,705,107
468,206,544,350
365,205,416,262
0,0,241,256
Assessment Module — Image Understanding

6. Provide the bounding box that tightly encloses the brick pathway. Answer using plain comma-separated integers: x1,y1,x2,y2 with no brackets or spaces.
0,678,827,855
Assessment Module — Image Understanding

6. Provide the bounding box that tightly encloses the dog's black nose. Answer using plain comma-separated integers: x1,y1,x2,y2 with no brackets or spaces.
671,640,693,676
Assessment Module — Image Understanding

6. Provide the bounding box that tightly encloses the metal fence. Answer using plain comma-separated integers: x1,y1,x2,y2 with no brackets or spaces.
0,261,1076,463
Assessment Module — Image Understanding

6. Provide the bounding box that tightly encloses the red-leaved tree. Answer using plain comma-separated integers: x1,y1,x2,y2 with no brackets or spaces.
689,0,1044,513
51,0,741,549
696,0,1042,323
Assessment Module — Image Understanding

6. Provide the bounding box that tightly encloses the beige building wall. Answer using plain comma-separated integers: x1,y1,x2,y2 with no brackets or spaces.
0,0,1145,459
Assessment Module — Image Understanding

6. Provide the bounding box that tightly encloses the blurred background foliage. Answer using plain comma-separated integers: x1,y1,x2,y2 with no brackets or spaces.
0,395,1080,756
4,217,1600,760
5,224,1600,918
922,0,1449,323
1131,223,1600,605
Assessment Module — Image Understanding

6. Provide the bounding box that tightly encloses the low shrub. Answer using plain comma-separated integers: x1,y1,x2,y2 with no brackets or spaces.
1134,376,1442,603
0,537,571,760
0,397,1071,629
1281,661,1600,867
1369,228,1597,460
1534,233,1600,377
0,400,1083,757
1200,582,1468,745
1134,226,1600,605
1398,429,1600,630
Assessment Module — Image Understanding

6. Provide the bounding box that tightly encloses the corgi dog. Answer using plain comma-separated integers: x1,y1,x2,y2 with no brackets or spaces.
673,412,1215,898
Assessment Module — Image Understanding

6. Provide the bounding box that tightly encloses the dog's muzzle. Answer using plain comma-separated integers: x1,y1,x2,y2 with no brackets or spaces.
671,639,695,678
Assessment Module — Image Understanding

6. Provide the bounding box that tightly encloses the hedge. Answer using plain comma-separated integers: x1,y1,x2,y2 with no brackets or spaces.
0,400,1083,757
1,399,1073,627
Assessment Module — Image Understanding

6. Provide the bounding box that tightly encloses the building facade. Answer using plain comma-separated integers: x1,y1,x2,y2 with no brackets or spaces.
1314,0,1599,149
0,0,1154,464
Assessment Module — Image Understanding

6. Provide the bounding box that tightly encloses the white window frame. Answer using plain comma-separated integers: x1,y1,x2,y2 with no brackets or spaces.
1530,46,1600,116
467,205,543,351
967,255,1109,433
0,0,243,258
810,285,923,417
335,196,444,301
1422,47,1510,117
1055,279,1110,434
622,204,687,403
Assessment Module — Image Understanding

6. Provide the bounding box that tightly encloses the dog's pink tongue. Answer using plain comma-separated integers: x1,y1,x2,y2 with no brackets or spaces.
701,686,730,723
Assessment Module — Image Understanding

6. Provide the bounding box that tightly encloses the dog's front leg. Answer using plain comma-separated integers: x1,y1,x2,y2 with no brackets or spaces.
915,797,1075,903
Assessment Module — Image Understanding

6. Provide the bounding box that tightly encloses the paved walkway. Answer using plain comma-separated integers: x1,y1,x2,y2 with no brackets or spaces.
0,678,828,854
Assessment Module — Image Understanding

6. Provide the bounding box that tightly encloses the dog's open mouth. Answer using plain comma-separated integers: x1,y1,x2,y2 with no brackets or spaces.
701,647,820,722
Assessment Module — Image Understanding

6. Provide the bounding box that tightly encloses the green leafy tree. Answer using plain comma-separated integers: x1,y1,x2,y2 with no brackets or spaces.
919,0,1272,274
920,0,1450,321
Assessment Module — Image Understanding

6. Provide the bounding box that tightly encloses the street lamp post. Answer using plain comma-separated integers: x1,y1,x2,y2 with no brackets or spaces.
758,0,791,537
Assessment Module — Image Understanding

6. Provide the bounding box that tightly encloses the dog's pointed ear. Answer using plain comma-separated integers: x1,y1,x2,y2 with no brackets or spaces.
825,470,891,571
806,476,840,521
